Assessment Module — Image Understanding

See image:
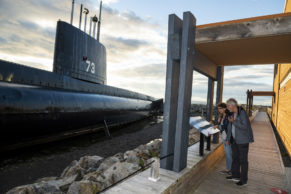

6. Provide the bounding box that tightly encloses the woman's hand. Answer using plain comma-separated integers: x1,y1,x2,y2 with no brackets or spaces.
213,125,218,129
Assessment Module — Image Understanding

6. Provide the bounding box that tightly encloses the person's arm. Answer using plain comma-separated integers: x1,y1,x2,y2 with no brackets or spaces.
233,109,249,130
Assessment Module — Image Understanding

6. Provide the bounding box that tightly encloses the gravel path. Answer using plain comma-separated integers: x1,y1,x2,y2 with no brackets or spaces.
0,117,163,193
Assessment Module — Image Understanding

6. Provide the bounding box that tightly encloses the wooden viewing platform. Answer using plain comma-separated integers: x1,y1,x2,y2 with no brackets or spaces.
103,112,288,194
194,112,288,194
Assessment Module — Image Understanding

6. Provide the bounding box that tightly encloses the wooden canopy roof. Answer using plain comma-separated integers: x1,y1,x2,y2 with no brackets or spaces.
195,12,291,66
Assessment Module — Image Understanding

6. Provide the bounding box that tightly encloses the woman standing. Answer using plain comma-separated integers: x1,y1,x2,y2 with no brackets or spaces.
214,103,232,175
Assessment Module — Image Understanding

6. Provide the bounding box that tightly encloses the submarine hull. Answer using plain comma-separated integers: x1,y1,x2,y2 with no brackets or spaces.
0,81,154,145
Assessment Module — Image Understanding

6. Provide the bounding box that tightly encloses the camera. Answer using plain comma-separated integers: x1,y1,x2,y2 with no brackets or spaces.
225,109,233,117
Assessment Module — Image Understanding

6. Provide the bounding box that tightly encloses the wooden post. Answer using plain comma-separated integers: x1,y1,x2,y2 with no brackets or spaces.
199,133,204,156
213,66,224,143
173,12,196,172
160,14,182,170
206,77,214,151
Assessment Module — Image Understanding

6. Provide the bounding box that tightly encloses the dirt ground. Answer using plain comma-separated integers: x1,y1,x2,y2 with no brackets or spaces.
0,117,163,193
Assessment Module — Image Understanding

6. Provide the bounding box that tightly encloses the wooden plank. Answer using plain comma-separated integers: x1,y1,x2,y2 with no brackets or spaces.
272,64,280,127
193,51,217,80
197,12,291,29
195,13,291,65
196,13,291,43
160,14,182,170
173,11,196,172
276,76,291,156
194,112,287,194
196,34,291,65
250,91,275,96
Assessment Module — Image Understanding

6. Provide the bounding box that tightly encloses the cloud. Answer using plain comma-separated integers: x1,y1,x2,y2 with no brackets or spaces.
0,0,274,105
100,0,119,5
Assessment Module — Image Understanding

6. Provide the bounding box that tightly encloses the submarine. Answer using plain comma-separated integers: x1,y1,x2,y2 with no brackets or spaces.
0,1,163,146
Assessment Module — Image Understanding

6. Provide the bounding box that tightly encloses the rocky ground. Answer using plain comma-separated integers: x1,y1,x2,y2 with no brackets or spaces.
0,117,163,193
1,117,200,194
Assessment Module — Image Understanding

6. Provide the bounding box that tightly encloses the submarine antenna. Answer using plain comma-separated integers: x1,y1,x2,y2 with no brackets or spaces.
70,0,75,24
92,15,98,38
79,4,83,29
89,17,93,35
83,8,89,32
97,0,102,42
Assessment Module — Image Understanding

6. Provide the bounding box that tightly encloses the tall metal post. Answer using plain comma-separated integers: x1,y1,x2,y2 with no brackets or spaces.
173,12,196,172
160,14,182,170
79,4,83,29
97,1,103,42
70,0,75,25
89,17,93,36
206,77,214,151
83,8,89,32
92,15,98,39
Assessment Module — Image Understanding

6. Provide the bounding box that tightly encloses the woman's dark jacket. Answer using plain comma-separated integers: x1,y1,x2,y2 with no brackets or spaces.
219,114,229,134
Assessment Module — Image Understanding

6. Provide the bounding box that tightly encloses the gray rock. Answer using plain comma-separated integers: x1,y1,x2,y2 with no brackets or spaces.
47,176,77,193
60,160,85,181
6,182,63,194
83,161,140,190
78,156,103,173
124,150,139,164
103,161,140,185
67,180,101,194
35,176,58,183
96,156,122,173
145,139,162,154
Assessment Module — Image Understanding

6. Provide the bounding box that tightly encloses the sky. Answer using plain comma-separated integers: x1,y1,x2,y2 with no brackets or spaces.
0,0,286,105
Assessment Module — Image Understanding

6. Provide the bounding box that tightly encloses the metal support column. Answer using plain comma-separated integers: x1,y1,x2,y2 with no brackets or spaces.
206,77,214,151
173,12,196,172
199,133,205,156
160,14,182,170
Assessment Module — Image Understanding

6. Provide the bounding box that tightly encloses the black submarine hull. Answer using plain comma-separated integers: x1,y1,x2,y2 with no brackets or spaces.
0,81,156,145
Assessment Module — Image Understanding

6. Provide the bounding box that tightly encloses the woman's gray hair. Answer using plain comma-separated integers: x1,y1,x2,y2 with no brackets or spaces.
226,98,238,106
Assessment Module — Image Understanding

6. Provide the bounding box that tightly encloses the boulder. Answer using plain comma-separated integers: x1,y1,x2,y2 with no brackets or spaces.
96,155,122,173
83,161,140,190
60,160,85,181
103,161,140,185
78,155,103,173
124,150,139,164
6,182,63,194
35,176,58,183
67,180,101,194
145,139,162,154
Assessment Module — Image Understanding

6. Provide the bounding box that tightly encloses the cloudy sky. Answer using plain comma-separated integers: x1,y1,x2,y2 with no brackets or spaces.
0,0,285,105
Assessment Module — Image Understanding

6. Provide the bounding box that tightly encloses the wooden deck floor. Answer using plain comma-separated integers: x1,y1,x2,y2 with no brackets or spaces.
194,112,287,194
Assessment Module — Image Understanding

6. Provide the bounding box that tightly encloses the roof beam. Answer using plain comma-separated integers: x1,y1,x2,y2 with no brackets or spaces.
195,13,291,65
196,13,291,44
249,91,275,97
194,51,217,80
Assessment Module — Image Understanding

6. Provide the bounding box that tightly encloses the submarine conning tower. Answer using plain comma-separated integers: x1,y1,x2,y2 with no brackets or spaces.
53,21,107,85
